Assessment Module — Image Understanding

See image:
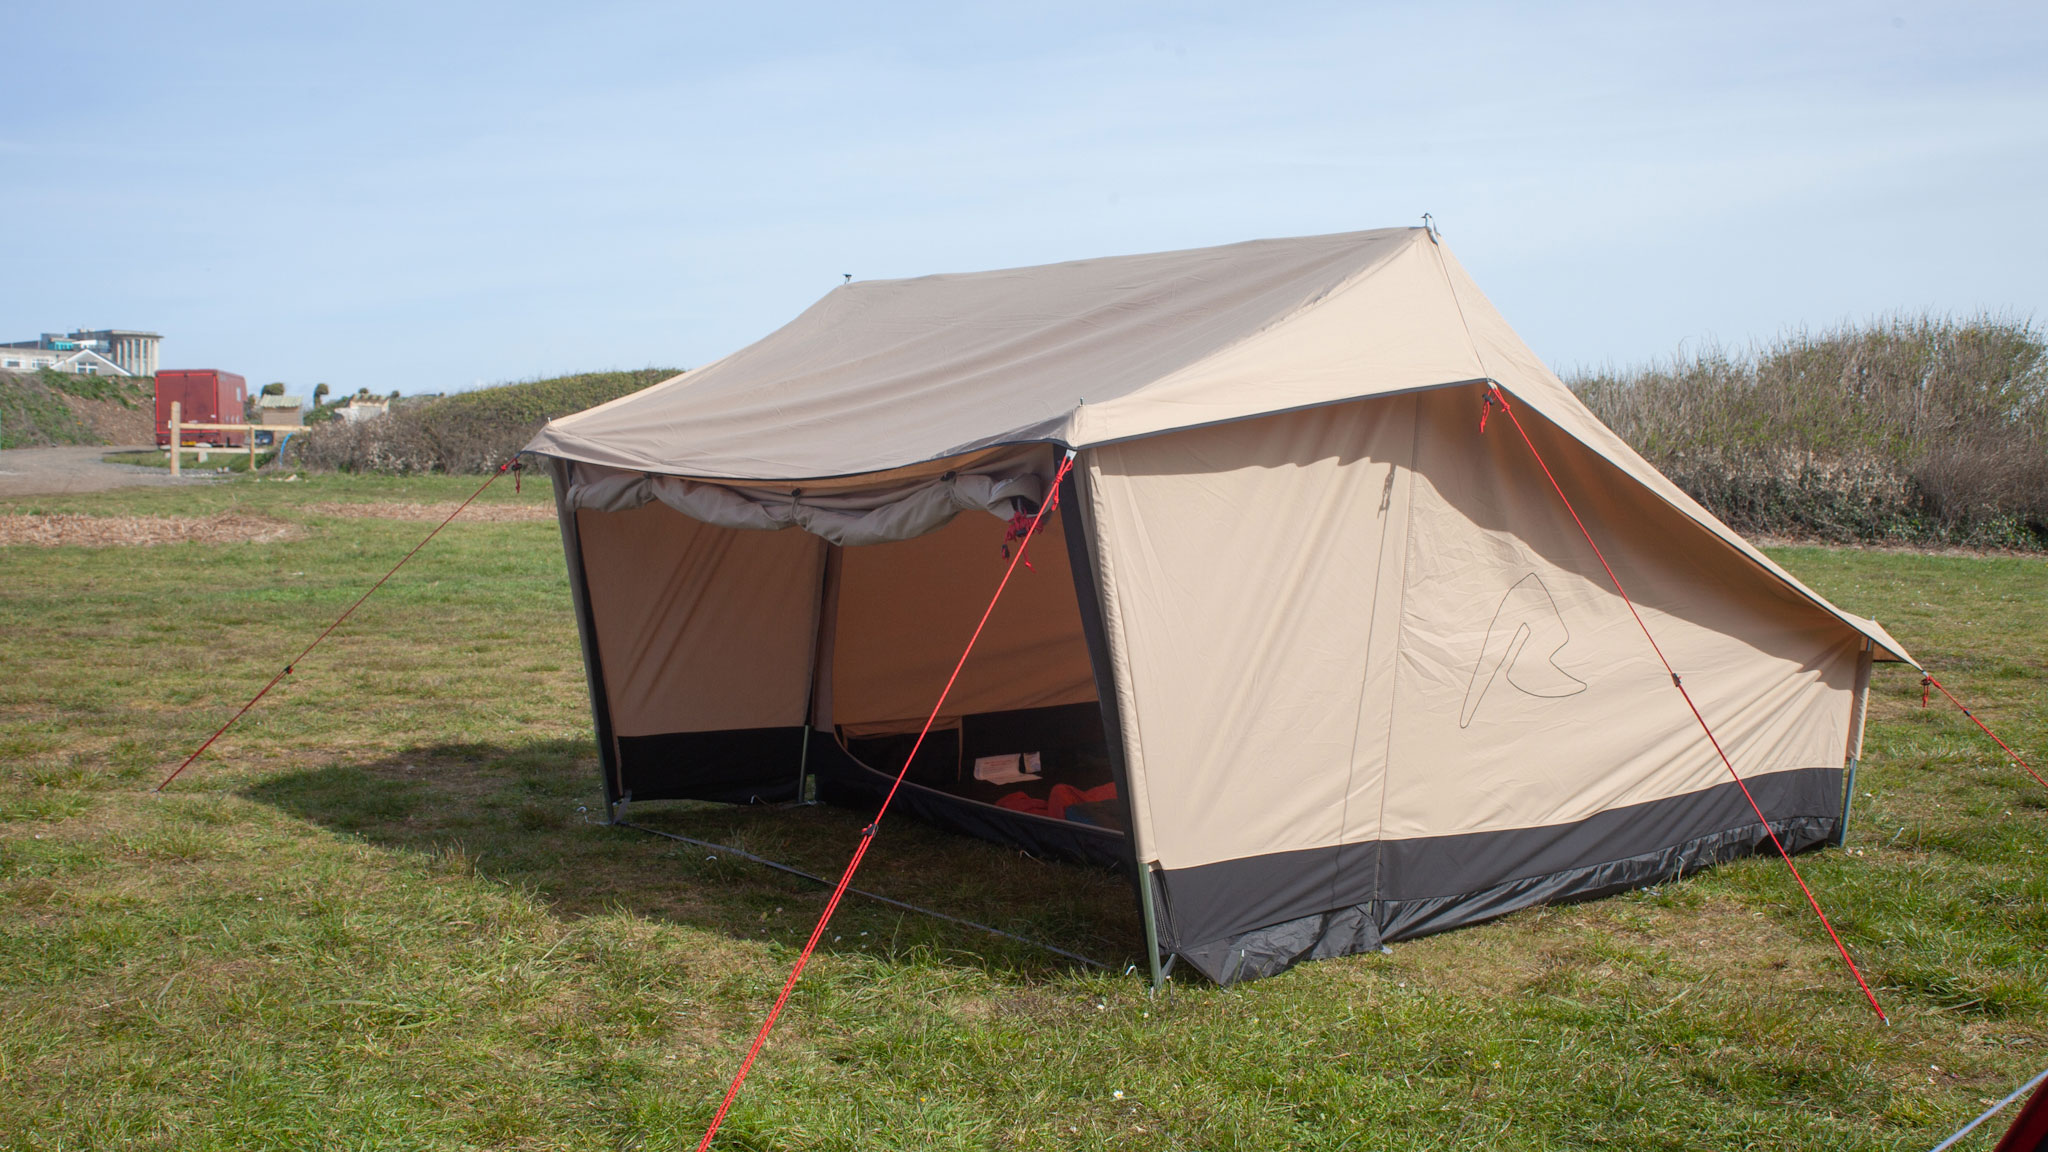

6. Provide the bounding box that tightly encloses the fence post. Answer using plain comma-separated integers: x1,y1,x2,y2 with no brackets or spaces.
169,401,181,477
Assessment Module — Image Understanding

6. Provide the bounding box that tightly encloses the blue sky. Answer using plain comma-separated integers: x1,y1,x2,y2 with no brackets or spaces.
4,1,2043,394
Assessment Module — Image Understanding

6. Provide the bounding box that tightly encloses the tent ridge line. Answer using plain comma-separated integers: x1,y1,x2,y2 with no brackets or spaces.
839,225,1421,290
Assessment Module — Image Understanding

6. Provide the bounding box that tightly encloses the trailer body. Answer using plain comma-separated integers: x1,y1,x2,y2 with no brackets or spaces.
155,370,249,446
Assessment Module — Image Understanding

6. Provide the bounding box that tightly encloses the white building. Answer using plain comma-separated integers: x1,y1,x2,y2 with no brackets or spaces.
0,345,128,375
336,397,389,424
0,329,162,376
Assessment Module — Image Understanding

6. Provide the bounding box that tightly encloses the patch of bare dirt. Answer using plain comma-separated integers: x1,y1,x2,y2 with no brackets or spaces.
0,513,302,548
306,501,554,523
58,393,155,446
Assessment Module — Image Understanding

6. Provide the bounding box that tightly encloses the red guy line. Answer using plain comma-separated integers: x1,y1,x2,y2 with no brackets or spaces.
1922,674,2047,793
695,452,1077,1150
154,462,515,792
1483,384,1888,1023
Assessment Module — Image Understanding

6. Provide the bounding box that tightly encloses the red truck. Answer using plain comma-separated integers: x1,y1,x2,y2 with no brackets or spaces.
155,370,249,447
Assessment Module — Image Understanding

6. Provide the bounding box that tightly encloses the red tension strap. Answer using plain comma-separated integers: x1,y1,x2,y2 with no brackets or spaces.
695,452,1077,1151
154,461,516,792
1922,674,2047,794
1000,507,1039,568
1480,384,1888,1023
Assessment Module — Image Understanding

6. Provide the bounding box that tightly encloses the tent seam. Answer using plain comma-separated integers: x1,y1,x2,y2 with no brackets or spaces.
1331,445,1405,912
1086,453,1160,869
1371,395,1425,910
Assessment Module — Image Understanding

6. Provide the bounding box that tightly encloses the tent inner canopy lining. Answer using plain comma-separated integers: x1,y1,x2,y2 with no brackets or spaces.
562,446,1059,547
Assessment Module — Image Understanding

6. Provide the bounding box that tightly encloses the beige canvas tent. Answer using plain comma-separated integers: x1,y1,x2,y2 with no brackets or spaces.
525,227,1915,984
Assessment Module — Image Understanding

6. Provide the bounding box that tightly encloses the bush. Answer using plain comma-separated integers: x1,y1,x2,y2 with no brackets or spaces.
287,369,680,475
1570,315,2048,549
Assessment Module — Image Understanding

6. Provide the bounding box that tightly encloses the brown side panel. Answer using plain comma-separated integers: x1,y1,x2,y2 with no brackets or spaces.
574,501,824,801
832,508,1096,731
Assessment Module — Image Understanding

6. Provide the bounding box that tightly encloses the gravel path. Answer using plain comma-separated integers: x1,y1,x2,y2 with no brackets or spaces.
0,446,227,499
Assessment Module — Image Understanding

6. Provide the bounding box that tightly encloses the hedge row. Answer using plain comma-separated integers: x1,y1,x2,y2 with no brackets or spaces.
1570,314,2047,549
287,369,680,475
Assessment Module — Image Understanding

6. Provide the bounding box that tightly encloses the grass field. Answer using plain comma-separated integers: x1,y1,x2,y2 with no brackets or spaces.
1,473,2043,1150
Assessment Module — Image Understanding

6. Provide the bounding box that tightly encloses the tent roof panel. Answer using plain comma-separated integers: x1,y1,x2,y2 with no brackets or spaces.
526,228,1418,478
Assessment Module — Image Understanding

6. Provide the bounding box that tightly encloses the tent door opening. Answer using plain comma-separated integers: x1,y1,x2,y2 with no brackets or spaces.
806,500,1131,869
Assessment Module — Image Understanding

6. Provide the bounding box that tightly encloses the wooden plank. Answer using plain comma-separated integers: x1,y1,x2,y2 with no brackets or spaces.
161,417,276,471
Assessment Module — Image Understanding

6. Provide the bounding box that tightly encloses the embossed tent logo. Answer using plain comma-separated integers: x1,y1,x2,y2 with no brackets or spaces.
1459,573,1587,727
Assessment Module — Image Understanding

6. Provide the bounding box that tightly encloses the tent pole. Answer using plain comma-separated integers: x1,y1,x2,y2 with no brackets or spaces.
1053,457,1161,992
543,454,625,821
797,544,839,806
1836,639,1874,847
796,725,813,804
1139,861,1166,994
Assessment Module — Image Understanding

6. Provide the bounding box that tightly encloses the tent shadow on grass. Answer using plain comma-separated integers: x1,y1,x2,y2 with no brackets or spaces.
240,737,1143,977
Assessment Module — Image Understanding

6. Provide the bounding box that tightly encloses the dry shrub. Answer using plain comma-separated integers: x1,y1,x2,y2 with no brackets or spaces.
1572,314,2048,548
287,415,481,476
